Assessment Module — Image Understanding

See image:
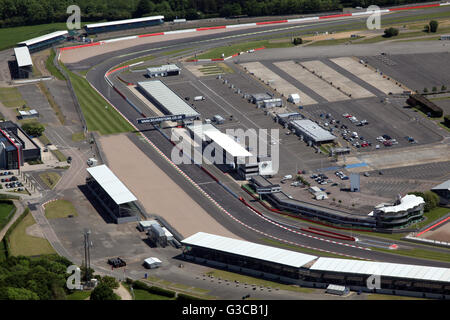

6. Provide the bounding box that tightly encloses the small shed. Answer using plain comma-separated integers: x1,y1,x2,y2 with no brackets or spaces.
288,93,301,104
138,220,159,232
144,257,162,269
326,284,349,296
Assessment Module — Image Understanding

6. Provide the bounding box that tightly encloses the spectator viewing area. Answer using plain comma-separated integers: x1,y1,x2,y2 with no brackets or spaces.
17,30,68,52
86,164,142,224
84,16,164,34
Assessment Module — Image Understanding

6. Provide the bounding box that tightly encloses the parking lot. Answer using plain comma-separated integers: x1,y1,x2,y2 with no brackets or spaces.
0,171,26,192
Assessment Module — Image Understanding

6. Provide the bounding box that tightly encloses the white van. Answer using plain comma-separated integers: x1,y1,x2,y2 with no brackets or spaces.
194,96,205,101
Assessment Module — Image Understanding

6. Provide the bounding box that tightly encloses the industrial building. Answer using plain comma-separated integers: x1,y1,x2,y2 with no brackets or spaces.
86,164,142,224
259,98,282,108
17,31,68,52
147,64,181,78
84,16,164,34
372,194,425,228
13,47,33,78
289,119,336,145
0,121,41,169
182,232,450,298
17,109,39,120
137,80,199,121
250,93,272,105
431,180,450,205
276,112,304,127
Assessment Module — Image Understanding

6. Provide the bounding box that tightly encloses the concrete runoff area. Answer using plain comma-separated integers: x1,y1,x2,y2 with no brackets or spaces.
97,133,238,239
300,60,374,99
273,61,349,102
330,57,404,95
240,61,317,105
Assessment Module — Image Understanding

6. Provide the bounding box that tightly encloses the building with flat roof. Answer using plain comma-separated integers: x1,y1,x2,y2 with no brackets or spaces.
290,119,336,145
18,31,68,52
432,180,450,204
13,47,33,78
147,64,180,78
0,121,41,169
84,16,164,34
86,164,142,224
17,109,39,120
137,80,199,120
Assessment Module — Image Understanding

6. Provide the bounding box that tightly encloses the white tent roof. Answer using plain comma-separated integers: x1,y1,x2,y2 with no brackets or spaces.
14,47,33,67
182,232,317,268
85,16,164,29
18,30,68,46
204,130,252,158
144,257,162,265
310,257,450,283
86,164,137,205
376,194,424,213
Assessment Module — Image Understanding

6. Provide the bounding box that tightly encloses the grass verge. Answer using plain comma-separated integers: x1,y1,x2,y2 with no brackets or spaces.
45,49,65,80
51,149,67,162
44,199,78,219
0,87,27,108
66,290,91,300
133,289,174,300
38,172,61,190
71,131,86,142
8,210,56,256
367,293,426,300
60,62,134,135
0,201,16,231
37,82,65,124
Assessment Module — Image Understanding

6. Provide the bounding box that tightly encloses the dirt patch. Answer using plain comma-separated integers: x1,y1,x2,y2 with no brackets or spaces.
31,49,51,77
97,133,239,239
421,220,450,242
25,223,45,238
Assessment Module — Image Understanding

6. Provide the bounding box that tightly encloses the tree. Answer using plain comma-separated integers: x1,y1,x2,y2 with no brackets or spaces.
100,276,119,290
432,86,437,92
429,20,439,33
424,24,430,33
423,191,440,212
3,287,40,300
423,88,428,93
441,85,447,91
21,122,45,136
383,27,399,38
90,283,120,300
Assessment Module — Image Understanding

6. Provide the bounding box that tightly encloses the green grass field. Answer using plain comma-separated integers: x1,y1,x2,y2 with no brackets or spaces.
0,87,27,108
51,149,67,162
66,290,91,300
0,202,16,231
60,63,134,135
307,36,363,46
38,172,61,190
415,207,449,230
195,39,294,60
367,293,426,300
44,199,78,219
45,49,65,81
8,211,56,256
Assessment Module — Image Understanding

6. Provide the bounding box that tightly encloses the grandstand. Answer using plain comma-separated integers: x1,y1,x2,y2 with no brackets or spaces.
17,31,68,52
84,16,164,35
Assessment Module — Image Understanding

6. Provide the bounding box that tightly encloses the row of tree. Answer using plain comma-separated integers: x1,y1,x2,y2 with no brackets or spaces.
0,0,434,28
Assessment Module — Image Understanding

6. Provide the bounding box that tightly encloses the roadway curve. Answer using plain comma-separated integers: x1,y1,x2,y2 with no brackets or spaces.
66,5,450,266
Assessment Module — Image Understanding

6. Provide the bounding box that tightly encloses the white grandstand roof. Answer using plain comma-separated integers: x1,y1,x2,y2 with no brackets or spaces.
204,130,252,158
376,194,424,214
14,47,32,67
182,232,318,268
18,31,68,47
86,164,137,205
186,123,219,141
290,119,336,142
85,16,164,29
310,257,450,283
137,80,199,117
432,180,450,191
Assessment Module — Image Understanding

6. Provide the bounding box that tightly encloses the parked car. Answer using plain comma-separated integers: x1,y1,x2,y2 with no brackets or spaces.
108,257,126,268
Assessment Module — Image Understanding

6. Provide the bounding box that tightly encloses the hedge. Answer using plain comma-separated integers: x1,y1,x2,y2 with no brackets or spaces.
2,207,30,258
176,293,202,300
131,280,176,298
444,115,450,127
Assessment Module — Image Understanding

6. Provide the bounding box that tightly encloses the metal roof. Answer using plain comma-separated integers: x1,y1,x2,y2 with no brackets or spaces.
204,130,253,158
432,180,450,191
18,31,68,46
182,232,318,268
186,123,219,141
14,47,33,67
137,80,199,117
310,257,450,283
86,164,137,205
290,119,336,142
147,64,180,73
85,16,164,29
